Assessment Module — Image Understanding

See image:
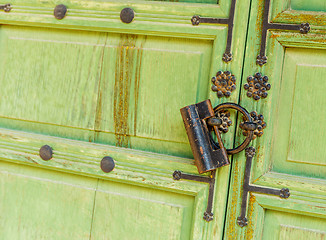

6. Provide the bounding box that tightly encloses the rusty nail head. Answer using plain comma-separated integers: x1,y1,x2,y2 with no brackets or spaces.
120,8,134,23
54,4,67,20
39,145,53,161
101,156,115,173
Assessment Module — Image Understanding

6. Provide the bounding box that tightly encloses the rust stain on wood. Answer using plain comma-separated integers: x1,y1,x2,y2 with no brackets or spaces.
255,0,264,35
114,34,136,147
225,162,242,240
245,194,256,240
133,38,145,136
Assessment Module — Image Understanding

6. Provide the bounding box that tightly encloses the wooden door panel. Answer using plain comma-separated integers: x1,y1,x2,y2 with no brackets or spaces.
291,0,326,12
94,33,213,157
91,180,194,240
0,0,252,239
271,48,326,178
224,0,326,239
262,210,326,240
0,128,210,239
138,0,218,3
0,161,97,240
0,25,105,139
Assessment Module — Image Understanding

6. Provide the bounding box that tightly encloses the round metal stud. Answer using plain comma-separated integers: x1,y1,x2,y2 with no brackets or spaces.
120,8,134,24
100,156,115,173
54,4,67,20
39,145,53,161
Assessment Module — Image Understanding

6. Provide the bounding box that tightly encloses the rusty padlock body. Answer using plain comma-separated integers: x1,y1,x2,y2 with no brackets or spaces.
180,99,229,174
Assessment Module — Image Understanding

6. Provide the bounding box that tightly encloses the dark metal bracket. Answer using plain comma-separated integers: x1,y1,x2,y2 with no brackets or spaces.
257,0,310,66
237,147,290,227
191,0,236,63
0,4,11,12
173,170,216,222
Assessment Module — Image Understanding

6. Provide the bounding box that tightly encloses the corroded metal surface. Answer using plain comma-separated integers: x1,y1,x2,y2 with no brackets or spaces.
257,0,310,65
240,111,266,139
237,147,290,227
211,71,236,98
244,72,271,100
54,4,67,20
191,0,237,63
180,100,230,173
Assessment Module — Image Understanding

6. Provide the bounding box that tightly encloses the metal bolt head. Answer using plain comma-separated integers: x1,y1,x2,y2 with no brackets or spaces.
120,8,135,24
100,156,115,173
39,145,53,161
54,4,67,20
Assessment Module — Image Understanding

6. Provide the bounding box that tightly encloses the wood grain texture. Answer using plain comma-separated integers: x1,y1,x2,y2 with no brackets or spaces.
90,179,194,240
0,0,252,239
290,0,326,12
0,25,105,140
262,210,326,240
0,161,97,240
224,0,326,239
93,32,213,156
272,48,326,177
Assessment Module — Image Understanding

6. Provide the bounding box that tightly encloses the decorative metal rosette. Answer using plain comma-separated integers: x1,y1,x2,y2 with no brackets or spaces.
300,23,310,34
256,55,267,66
240,111,266,139
191,15,200,25
215,110,232,133
211,71,236,98
222,52,233,63
244,72,271,100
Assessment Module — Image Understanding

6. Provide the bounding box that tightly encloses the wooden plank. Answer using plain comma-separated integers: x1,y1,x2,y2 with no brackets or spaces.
0,25,105,140
261,208,326,239
90,179,195,240
0,127,207,193
0,161,97,240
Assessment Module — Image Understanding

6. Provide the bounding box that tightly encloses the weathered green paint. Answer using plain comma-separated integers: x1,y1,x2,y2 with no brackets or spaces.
224,0,326,239
0,0,251,239
0,0,325,239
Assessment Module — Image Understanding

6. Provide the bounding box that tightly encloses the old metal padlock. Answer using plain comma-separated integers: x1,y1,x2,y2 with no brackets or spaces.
180,99,229,174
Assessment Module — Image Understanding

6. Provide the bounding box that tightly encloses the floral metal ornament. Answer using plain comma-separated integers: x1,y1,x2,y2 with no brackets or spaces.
215,110,232,133
244,72,271,100
239,111,266,139
300,23,310,33
211,71,236,98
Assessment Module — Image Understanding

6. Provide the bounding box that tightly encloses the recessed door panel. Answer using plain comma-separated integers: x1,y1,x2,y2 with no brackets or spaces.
0,162,97,240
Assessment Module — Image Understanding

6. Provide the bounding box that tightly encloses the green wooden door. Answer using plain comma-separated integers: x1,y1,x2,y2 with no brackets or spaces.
0,0,325,239
224,0,326,239
0,0,250,239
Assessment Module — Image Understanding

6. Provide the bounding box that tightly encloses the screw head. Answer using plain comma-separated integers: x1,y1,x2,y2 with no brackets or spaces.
39,145,53,161
100,156,115,173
